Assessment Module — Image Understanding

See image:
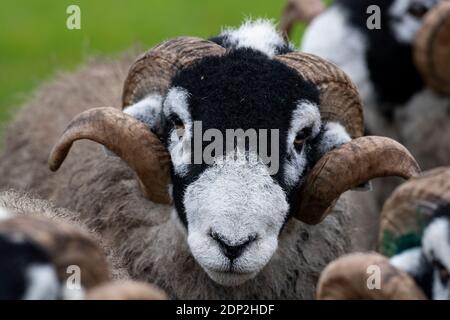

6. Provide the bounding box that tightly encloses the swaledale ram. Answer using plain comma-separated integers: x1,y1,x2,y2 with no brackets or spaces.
296,0,450,171
317,167,450,300
0,21,420,299
0,190,167,300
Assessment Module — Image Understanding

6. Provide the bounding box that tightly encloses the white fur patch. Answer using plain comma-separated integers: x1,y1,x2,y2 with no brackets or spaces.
220,19,289,58
123,94,163,133
283,101,321,188
23,264,60,300
389,0,437,44
184,152,289,286
422,217,450,299
390,247,423,274
302,5,376,105
318,122,351,155
163,87,193,177
0,207,12,220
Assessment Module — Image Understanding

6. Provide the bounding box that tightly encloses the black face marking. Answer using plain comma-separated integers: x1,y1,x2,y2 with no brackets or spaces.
0,233,54,300
337,0,424,117
412,251,434,299
162,48,320,226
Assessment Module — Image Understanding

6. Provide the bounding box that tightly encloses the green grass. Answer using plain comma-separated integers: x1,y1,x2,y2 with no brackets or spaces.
0,0,332,136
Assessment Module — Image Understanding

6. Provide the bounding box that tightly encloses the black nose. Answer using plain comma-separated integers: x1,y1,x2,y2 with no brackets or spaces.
210,232,257,260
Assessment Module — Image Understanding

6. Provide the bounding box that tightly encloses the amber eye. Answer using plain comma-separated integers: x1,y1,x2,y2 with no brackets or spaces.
294,127,312,145
433,259,450,284
408,3,429,18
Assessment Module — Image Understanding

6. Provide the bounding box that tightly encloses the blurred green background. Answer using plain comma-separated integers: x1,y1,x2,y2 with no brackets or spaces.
0,0,332,138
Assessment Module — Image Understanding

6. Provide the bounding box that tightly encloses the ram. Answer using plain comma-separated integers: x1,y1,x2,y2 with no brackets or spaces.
0,190,167,300
0,21,419,299
297,0,450,171
316,167,450,300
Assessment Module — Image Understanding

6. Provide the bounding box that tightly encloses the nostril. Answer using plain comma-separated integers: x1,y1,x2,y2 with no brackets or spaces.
210,231,257,260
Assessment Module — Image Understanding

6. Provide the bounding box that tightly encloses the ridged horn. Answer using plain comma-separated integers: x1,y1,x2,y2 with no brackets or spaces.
296,136,421,224
275,52,364,138
280,0,326,37
317,253,427,300
122,37,226,108
48,107,171,204
414,1,450,95
379,167,450,256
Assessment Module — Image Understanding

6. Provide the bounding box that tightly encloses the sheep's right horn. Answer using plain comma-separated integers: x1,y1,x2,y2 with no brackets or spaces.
122,37,225,108
296,136,420,224
414,1,450,95
317,253,427,300
48,107,171,204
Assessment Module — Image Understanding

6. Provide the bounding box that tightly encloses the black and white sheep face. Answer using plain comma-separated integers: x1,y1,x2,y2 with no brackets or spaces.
124,23,351,286
0,232,60,300
391,204,450,299
422,215,450,299
390,0,441,43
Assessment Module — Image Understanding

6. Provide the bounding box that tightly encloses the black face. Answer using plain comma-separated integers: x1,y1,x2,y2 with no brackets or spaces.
0,233,53,300
337,0,425,117
162,48,321,227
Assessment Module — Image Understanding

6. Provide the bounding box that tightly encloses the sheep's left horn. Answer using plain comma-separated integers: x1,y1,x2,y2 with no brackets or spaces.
48,107,171,204
414,1,450,95
280,0,326,37
296,136,420,224
317,253,427,300
275,52,364,138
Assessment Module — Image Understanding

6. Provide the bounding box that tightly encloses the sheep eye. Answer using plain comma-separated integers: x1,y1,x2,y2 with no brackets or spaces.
294,127,312,145
408,3,428,18
169,115,185,130
433,259,450,284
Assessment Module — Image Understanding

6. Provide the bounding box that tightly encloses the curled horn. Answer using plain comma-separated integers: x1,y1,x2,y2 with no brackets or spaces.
296,136,420,224
49,107,171,204
123,37,226,107
275,52,364,138
50,38,225,203
317,253,427,300
414,1,450,95
379,167,450,255
280,0,326,37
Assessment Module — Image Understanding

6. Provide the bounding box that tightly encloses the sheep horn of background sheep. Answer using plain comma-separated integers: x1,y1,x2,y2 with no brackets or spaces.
280,0,326,37
316,252,427,300
379,167,450,255
414,0,450,95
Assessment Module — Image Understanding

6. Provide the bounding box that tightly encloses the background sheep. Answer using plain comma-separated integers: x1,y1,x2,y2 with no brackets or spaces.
317,167,450,300
0,21,418,298
0,190,167,300
281,0,450,237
